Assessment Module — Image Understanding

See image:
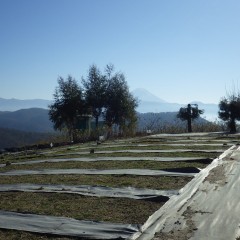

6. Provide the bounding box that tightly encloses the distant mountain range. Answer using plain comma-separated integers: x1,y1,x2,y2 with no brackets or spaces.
0,89,219,149
0,98,52,111
0,108,211,149
132,88,219,121
0,108,54,133
0,88,219,120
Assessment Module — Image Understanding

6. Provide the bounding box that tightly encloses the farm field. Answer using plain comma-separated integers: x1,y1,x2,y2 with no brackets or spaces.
0,132,237,239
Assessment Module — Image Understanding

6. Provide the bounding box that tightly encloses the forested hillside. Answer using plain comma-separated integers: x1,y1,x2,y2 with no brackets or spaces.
0,128,55,150
0,108,54,132
0,108,212,149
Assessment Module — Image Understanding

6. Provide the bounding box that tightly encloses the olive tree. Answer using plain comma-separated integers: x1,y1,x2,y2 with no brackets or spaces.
104,68,138,136
82,65,107,128
49,76,85,141
177,104,204,132
218,94,240,133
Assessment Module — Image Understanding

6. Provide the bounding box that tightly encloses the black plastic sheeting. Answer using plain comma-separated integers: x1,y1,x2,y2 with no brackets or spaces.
0,210,140,239
0,168,198,177
0,184,178,200
0,157,213,168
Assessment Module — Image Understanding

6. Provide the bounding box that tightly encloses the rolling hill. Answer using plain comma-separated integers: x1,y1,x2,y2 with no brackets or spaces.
0,127,55,150
0,107,212,149
0,108,54,133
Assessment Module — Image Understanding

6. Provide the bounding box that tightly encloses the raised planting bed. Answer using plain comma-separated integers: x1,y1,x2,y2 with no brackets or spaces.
0,160,210,172
0,174,192,190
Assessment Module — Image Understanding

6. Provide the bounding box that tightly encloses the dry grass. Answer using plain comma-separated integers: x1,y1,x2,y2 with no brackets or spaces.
0,175,192,190
0,150,219,164
0,192,164,224
0,160,209,172
0,229,83,239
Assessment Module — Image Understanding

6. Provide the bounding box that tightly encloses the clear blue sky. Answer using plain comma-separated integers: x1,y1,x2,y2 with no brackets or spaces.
1,0,240,104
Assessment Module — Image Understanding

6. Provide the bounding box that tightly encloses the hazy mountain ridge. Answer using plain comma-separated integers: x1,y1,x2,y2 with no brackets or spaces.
0,89,219,121
132,88,167,103
132,89,219,120
0,98,52,111
0,108,54,133
0,88,219,149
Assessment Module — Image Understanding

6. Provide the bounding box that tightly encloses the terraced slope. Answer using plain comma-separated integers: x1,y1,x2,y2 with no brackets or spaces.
0,132,235,239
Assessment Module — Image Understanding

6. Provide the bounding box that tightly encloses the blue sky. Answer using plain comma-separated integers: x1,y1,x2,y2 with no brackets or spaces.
1,0,240,104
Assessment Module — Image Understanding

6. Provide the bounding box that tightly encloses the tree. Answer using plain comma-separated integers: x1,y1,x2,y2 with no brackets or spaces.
104,67,138,136
82,65,107,128
49,76,85,141
218,94,240,133
177,104,204,132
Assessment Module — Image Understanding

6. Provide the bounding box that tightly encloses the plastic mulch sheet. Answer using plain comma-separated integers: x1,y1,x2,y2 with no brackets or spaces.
0,168,198,177
0,210,140,239
0,183,178,200
131,146,238,240
0,157,213,168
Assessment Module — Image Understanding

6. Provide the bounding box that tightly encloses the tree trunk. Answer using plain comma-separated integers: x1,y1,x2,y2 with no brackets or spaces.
95,116,99,129
229,117,236,133
187,118,192,133
106,125,113,139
